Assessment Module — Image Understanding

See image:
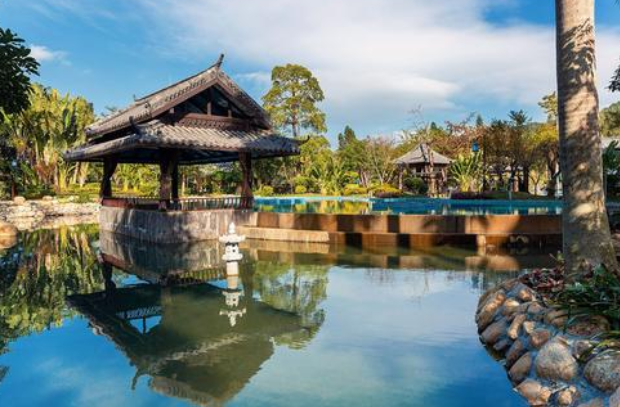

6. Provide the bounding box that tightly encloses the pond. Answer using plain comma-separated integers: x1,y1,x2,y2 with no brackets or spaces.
0,225,553,406
254,197,563,216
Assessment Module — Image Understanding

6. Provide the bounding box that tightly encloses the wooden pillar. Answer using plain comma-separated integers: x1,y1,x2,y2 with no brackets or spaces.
100,157,118,199
239,152,253,198
159,150,179,210
171,163,180,200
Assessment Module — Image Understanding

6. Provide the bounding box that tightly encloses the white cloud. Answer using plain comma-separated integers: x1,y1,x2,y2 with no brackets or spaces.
36,0,620,134
30,44,68,63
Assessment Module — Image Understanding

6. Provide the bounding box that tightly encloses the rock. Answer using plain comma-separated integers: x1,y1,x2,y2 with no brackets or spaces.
500,279,520,292
523,321,536,336
0,221,17,237
12,196,26,205
584,350,620,392
557,386,579,407
545,309,569,325
503,299,521,317
576,398,604,407
530,329,551,349
527,302,545,316
567,316,610,337
508,314,527,340
535,338,578,381
41,195,54,201
477,291,506,331
515,284,535,302
610,387,620,407
481,319,508,346
509,352,532,384
506,338,527,368
494,338,512,353
572,340,595,361
515,379,552,407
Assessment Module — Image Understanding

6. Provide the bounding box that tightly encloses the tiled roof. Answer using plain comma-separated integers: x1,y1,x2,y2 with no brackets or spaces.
86,56,271,137
64,120,300,163
395,143,452,166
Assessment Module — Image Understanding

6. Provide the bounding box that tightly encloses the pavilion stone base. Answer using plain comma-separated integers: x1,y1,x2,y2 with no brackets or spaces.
100,206,258,243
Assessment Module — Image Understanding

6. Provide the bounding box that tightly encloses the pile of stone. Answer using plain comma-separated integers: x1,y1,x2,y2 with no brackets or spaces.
477,279,620,407
0,196,100,231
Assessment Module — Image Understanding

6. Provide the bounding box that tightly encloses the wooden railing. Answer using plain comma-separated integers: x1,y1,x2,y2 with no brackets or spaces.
101,196,254,212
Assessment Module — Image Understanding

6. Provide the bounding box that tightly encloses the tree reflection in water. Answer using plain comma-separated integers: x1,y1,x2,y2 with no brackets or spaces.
0,225,103,356
0,225,556,406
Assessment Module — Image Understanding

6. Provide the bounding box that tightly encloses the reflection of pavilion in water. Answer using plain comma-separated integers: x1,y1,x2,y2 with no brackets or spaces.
69,232,316,406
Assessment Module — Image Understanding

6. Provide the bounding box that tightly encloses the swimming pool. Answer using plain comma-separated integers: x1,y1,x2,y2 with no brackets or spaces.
254,197,563,216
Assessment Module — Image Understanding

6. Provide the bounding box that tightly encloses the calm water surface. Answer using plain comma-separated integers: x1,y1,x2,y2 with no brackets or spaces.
0,225,552,406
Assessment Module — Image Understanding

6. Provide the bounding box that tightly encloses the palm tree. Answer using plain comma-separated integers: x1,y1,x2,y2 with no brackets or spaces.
555,0,619,278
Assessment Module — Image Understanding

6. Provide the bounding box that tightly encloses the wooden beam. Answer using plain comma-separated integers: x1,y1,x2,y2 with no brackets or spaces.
100,157,118,199
239,152,253,198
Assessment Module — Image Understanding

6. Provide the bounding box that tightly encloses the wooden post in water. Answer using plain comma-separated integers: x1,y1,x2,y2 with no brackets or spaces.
100,157,118,199
239,152,253,198
159,150,179,210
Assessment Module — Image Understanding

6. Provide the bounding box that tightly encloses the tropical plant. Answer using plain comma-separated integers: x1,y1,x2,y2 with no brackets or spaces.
449,153,482,192
0,84,95,194
555,0,618,277
0,27,39,114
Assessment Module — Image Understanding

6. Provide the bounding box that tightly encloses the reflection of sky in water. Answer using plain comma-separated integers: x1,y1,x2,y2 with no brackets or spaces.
0,265,525,407
255,197,562,216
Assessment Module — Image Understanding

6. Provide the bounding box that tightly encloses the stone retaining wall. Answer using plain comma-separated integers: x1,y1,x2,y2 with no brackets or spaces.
100,206,257,243
477,279,620,407
0,199,100,230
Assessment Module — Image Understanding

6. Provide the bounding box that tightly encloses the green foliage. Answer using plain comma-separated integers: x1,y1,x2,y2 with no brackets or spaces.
538,92,558,124
294,185,307,195
0,28,39,115
600,102,620,137
0,84,95,194
371,184,402,198
449,153,482,192
342,184,367,196
403,177,428,195
256,185,274,196
556,266,620,329
262,64,326,137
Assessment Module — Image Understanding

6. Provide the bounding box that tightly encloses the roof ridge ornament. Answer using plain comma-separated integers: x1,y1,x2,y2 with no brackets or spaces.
214,54,225,70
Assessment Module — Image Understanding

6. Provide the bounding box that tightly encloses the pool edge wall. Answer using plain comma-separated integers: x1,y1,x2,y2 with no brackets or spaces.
100,207,561,248
99,206,257,243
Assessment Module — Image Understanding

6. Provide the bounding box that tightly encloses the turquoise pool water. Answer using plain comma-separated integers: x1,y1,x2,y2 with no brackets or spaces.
254,197,563,216
0,225,549,407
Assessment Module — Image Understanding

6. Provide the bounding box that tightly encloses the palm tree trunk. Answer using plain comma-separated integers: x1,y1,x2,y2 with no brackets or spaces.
555,0,619,278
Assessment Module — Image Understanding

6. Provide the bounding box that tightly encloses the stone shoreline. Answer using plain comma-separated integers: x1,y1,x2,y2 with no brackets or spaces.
0,198,99,231
477,279,620,407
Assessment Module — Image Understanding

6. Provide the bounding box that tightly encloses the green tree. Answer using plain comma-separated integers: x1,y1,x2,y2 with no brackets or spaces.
336,126,365,176
538,92,558,124
555,0,618,277
600,102,620,138
0,85,95,195
262,64,327,137
0,28,39,115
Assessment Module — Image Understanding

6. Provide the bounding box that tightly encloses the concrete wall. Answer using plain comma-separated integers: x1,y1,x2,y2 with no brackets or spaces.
100,206,257,243
254,212,561,235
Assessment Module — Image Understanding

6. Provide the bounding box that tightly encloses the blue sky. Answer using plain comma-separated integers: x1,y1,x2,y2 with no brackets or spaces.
1,0,620,143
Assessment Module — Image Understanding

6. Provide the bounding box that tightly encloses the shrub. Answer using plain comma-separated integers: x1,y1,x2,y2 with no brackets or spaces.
404,177,428,195
372,184,402,198
294,185,307,195
256,185,274,196
343,184,367,196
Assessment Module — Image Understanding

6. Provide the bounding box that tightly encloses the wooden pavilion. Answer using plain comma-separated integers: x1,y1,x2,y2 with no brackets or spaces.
64,56,300,242
394,143,452,196
64,55,299,208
